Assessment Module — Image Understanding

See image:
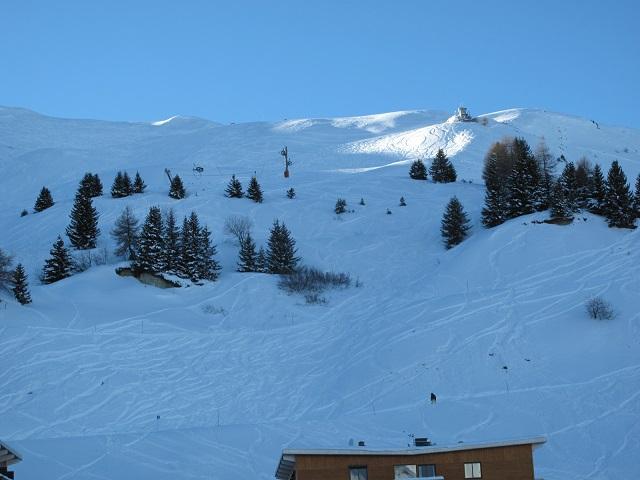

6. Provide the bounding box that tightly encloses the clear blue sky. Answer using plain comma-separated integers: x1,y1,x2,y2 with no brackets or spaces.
1,0,638,127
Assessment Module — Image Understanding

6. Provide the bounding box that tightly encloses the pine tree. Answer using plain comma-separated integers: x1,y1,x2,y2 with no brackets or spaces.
91,174,103,197
441,196,471,249
162,209,180,274
133,171,147,194
481,150,508,227
111,206,139,260
589,163,607,214
34,187,54,212
246,175,263,203
429,149,448,182
409,159,427,180
12,263,31,305
168,175,186,199
634,173,640,218
79,173,96,197
286,188,296,199
66,187,100,250
225,174,243,198
534,139,555,208
603,160,635,228
122,172,133,196
237,233,257,272
197,225,221,281
335,198,347,214
178,212,200,279
111,172,126,198
255,246,267,273
399,196,406,206
42,236,72,284
549,181,570,219
359,197,365,206
575,157,592,209
266,220,300,274
134,206,164,273
559,162,579,212
506,138,541,217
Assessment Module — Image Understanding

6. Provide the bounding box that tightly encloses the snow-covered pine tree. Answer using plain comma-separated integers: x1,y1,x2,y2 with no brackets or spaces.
90,174,103,197
506,138,541,217
246,175,263,203
481,149,509,227
196,225,221,281
266,220,299,274
559,162,579,212
441,196,471,249
66,186,100,250
122,172,133,196
603,160,635,228
286,188,296,199
111,172,126,198
589,163,607,214
111,206,139,260
169,175,186,199
549,181,570,219
42,236,72,284
133,206,164,273
634,173,640,218
12,263,31,305
133,171,147,194
0,248,13,292
79,173,95,197
429,149,448,182
335,198,347,214
162,209,180,274
225,174,243,198
34,186,54,212
178,212,200,279
237,232,257,272
575,158,592,209
399,196,406,206
255,246,267,273
409,159,427,180
359,197,365,206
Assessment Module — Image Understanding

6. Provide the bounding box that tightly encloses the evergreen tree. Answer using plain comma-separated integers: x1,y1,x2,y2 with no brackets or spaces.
122,172,133,196
575,158,592,208
549,181,570,219
196,225,221,281
399,196,406,206
42,236,72,284
169,174,186,199
429,149,448,182
558,162,579,212
34,187,54,212
246,175,263,203
162,209,180,274
255,246,267,273
225,174,243,198
359,197,365,206
506,138,542,217
481,150,509,227
286,188,296,199
589,163,607,214
441,196,471,249
237,233,257,272
409,159,427,180
12,263,31,305
79,173,96,197
90,174,103,197
111,206,139,260
66,187,100,250
266,220,300,274
133,171,147,194
178,212,200,279
603,160,635,228
111,172,127,198
335,198,347,214
134,206,164,273
634,173,640,218
534,139,555,208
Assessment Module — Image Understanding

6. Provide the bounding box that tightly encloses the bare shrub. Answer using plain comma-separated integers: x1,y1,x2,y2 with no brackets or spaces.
72,248,109,272
585,296,615,320
305,293,327,304
201,304,227,316
279,266,351,293
224,215,253,244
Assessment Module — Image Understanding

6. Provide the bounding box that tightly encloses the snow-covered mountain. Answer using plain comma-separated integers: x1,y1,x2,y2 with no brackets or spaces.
0,106,639,479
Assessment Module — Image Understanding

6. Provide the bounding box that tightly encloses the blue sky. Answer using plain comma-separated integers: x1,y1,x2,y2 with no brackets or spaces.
1,0,639,127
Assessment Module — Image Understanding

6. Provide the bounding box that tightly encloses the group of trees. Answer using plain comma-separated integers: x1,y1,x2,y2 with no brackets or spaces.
481,137,639,229
225,174,263,203
409,149,457,183
0,249,31,305
112,206,221,282
112,171,146,198
236,220,299,274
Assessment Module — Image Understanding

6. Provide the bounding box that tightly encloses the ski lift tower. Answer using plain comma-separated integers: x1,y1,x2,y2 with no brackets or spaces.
281,146,292,178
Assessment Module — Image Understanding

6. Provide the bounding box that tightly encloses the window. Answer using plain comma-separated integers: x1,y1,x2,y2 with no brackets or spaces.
464,462,482,479
349,466,368,480
394,464,417,478
418,464,437,477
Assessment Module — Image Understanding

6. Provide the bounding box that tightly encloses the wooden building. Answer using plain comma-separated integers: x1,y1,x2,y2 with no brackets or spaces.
0,440,22,480
275,436,545,480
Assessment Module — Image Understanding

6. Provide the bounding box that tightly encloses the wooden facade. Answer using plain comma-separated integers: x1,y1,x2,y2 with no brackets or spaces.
0,440,22,480
276,437,545,480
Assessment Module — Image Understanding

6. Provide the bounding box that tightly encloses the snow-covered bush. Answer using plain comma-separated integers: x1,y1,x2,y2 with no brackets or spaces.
585,296,615,320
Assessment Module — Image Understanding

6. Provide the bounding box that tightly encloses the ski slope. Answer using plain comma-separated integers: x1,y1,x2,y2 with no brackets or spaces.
0,106,639,479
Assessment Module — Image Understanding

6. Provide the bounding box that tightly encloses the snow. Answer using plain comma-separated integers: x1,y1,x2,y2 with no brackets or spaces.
0,106,639,479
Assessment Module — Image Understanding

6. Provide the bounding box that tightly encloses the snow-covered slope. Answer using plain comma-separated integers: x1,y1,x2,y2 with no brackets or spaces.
0,106,639,479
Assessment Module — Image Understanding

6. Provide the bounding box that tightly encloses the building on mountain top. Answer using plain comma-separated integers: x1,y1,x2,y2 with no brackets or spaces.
455,106,474,122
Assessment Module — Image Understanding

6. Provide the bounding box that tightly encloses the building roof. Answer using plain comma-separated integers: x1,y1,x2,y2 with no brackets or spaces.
0,439,23,467
275,436,546,479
